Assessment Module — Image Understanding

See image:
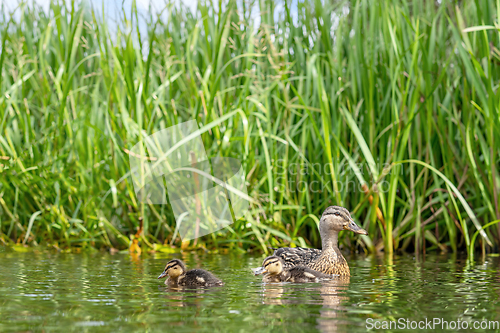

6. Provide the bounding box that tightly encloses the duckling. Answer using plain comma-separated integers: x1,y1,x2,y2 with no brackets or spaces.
157,259,224,287
253,255,333,283
266,206,367,276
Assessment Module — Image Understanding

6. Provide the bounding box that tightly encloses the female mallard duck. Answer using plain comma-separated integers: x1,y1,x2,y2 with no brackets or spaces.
254,255,332,283
270,206,367,276
157,259,224,287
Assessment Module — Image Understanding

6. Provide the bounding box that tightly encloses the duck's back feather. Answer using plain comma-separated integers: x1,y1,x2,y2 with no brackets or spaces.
272,247,322,268
273,247,350,275
286,265,333,282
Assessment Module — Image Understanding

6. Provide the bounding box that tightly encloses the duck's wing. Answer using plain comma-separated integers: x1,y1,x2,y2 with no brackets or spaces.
272,247,322,269
303,267,333,279
286,266,326,282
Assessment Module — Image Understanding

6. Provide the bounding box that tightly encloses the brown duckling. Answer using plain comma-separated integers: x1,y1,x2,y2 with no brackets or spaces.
158,259,224,287
269,206,367,276
253,255,333,283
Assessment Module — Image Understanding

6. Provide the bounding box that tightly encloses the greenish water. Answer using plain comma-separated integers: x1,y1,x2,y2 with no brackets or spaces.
1,247,500,332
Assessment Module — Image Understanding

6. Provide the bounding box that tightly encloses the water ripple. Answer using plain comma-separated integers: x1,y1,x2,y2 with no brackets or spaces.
0,251,499,332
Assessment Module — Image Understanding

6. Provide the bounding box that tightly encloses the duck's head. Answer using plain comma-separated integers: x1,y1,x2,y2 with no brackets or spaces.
253,255,284,276
158,259,186,279
320,206,368,236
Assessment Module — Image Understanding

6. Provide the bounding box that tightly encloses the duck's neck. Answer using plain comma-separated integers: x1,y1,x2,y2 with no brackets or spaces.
321,231,339,251
316,230,350,275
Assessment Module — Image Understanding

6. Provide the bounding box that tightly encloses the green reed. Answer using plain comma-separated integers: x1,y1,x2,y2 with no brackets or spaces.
0,0,499,256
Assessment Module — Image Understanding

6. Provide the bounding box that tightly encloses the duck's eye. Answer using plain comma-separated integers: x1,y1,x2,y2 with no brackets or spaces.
334,212,340,216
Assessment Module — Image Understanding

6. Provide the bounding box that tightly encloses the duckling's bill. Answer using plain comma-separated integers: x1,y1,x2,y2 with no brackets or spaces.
252,267,267,275
158,270,168,279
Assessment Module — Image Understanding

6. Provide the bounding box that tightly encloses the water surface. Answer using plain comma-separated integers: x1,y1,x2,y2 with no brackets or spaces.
1,247,500,332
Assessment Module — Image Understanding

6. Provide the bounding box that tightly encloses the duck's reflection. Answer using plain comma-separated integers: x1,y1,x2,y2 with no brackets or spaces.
316,277,350,333
259,276,350,332
261,284,286,305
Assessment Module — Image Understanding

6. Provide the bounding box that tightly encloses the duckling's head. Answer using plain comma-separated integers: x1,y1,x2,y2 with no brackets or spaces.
158,259,186,279
320,206,368,236
253,256,284,276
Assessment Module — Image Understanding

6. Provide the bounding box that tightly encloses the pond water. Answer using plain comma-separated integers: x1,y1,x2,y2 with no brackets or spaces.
1,247,500,332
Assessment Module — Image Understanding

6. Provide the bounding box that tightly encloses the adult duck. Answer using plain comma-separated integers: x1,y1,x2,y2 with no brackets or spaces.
271,206,367,276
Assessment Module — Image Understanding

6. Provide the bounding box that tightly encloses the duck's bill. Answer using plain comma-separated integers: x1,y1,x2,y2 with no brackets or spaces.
158,271,168,279
252,267,268,275
345,219,368,235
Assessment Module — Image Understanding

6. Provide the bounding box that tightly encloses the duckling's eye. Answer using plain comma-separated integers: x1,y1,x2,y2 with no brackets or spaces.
334,212,340,216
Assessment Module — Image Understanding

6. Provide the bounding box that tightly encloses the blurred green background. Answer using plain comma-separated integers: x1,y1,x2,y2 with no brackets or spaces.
1,0,500,257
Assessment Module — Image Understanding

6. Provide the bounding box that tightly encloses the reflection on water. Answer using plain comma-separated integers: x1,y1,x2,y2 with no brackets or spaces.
317,278,350,333
260,278,350,332
1,247,500,332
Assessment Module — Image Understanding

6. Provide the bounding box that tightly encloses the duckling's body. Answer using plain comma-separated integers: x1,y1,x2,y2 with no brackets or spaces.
284,265,333,283
158,259,224,287
172,268,223,287
255,256,332,283
269,206,367,276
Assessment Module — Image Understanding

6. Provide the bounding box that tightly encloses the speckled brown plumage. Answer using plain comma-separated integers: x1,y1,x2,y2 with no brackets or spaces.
273,247,350,275
273,247,322,268
308,248,350,275
270,206,367,276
